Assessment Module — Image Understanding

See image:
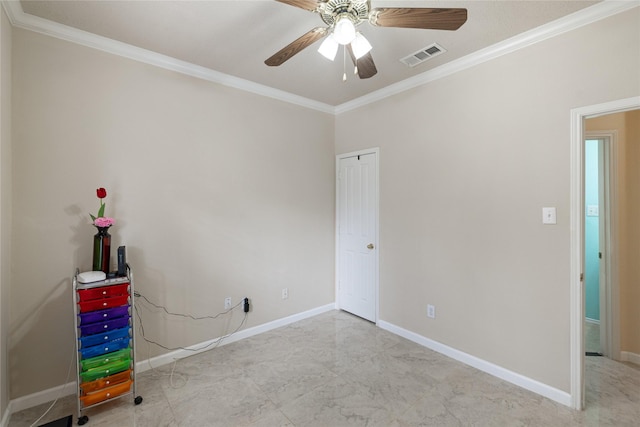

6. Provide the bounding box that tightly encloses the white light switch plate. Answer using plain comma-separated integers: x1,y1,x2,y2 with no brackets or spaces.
542,207,557,224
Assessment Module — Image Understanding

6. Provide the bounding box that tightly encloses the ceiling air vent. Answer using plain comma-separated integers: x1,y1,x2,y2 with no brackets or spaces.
400,43,446,68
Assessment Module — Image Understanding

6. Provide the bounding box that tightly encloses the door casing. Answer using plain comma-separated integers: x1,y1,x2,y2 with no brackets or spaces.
570,96,640,410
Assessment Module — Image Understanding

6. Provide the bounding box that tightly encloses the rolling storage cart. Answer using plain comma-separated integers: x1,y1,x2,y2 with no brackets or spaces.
73,266,142,425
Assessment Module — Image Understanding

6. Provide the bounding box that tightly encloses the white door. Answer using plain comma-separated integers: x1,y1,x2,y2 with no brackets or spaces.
337,150,378,322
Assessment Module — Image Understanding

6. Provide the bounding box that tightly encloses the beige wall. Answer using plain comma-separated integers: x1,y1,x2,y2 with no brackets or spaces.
623,110,640,355
1,4,12,420
5,1,640,406
335,9,639,392
588,110,640,356
10,28,335,398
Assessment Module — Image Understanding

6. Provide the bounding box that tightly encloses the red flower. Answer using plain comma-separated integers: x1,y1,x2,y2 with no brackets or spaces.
90,187,110,223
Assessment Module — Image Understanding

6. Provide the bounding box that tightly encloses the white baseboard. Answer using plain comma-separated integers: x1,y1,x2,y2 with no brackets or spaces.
377,320,572,408
1,402,12,427
621,351,640,366
9,380,77,415
8,303,336,417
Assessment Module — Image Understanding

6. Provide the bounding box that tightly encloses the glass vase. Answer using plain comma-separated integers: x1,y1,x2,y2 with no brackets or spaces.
92,226,111,273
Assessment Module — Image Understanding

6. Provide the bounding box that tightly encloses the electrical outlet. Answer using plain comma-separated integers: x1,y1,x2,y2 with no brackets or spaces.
282,288,288,300
224,297,232,310
427,304,436,319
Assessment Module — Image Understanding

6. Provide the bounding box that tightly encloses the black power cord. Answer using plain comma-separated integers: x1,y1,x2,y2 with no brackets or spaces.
133,292,249,353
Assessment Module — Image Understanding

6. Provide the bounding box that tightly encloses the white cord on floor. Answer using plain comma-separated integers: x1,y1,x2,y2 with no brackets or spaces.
29,345,75,427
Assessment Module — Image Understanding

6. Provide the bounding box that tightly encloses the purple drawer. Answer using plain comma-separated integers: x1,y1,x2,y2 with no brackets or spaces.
78,306,129,325
79,317,130,336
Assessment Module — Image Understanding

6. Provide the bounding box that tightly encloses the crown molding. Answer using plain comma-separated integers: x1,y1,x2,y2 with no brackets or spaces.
0,0,335,115
334,0,639,114
3,0,637,116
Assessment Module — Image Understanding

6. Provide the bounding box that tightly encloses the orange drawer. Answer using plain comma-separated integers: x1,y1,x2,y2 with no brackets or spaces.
77,283,129,302
80,379,132,407
80,370,132,394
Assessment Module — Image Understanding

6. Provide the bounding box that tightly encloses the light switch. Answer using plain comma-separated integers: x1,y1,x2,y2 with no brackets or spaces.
542,207,557,225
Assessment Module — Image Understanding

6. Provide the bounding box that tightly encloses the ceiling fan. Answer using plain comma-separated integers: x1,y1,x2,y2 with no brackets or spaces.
265,0,468,80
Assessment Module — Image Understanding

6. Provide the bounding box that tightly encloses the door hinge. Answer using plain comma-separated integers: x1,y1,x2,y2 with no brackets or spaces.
599,252,602,259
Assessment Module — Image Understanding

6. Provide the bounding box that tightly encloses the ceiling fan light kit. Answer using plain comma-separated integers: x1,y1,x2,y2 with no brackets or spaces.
350,32,372,59
267,0,468,80
319,30,370,61
318,35,339,60
333,15,357,44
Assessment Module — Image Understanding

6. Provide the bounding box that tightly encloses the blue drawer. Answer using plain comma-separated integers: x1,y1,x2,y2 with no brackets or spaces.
79,327,131,349
79,338,130,359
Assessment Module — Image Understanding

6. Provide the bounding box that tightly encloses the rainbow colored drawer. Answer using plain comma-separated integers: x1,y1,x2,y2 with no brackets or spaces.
79,316,130,336
77,283,130,301
79,358,131,383
79,338,130,359
78,326,130,349
78,306,130,325
77,295,129,313
73,270,142,424
80,379,133,406
80,369,132,394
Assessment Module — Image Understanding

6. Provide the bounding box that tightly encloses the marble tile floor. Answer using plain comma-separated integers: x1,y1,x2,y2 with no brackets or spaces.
9,310,640,427
585,321,600,355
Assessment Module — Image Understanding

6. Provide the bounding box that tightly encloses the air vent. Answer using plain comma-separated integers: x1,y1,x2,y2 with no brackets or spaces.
400,43,446,68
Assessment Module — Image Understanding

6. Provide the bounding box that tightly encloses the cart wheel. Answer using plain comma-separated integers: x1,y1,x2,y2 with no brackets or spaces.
78,415,89,425
134,396,143,405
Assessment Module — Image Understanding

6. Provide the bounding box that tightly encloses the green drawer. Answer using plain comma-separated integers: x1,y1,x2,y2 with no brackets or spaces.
81,348,131,371
80,358,131,383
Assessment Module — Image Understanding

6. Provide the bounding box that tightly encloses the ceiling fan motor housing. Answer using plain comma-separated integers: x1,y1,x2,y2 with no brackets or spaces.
319,0,370,27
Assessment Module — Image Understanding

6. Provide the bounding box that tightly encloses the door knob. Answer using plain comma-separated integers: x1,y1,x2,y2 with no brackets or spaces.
367,243,374,250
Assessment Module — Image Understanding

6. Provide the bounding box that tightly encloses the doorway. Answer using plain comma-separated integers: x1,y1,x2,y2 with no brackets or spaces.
336,148,379,322
570,96,640,410
583,134,613,358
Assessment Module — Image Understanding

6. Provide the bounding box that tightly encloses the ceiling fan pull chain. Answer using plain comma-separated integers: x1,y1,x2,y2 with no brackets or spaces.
342,46,347,82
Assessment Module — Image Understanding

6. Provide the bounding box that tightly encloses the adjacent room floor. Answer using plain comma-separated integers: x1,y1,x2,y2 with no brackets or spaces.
585,320,601,355
9,310,640,426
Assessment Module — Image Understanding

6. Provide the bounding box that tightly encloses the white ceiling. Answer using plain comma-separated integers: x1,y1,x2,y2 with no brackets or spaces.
15,0,603,108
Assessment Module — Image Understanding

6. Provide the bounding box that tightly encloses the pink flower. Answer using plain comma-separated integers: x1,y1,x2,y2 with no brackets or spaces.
94,217,115,228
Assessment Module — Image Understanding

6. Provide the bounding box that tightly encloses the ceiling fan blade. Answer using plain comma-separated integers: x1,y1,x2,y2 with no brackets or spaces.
265,27,327,66
347,45,378,79
370,8,468,31
275,0,319,12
